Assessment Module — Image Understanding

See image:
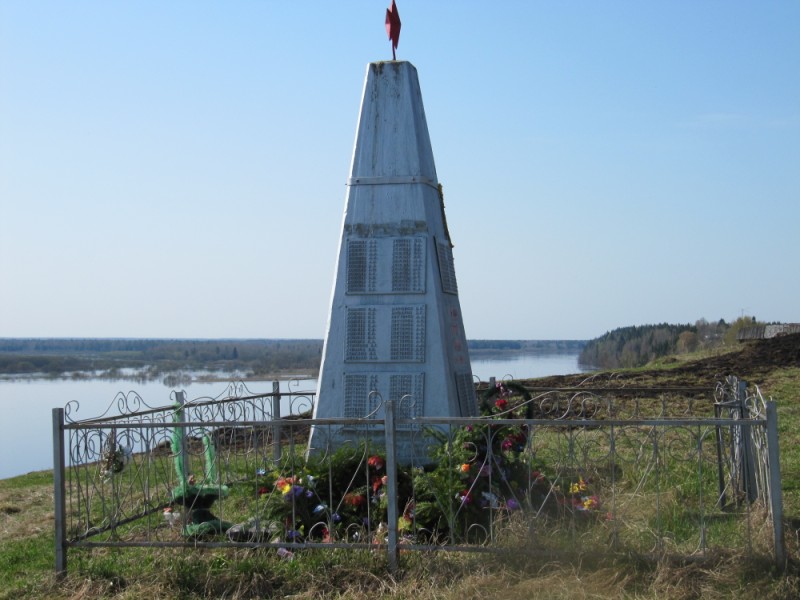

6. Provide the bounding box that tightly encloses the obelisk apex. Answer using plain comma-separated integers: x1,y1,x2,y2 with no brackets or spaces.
309,61,475,461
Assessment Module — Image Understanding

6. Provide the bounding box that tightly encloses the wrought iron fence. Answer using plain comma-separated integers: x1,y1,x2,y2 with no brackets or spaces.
52,377,785,575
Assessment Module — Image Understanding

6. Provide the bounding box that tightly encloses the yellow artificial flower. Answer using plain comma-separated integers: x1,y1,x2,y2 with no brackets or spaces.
569,478,588,495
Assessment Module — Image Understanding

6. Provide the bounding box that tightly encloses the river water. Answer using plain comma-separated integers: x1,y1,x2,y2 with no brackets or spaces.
0,352,588,479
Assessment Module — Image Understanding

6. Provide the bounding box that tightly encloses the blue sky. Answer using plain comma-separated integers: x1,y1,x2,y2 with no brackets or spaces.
1,1,798,340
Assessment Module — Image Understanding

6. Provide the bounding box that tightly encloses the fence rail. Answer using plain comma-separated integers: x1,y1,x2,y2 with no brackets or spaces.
52,377,785,575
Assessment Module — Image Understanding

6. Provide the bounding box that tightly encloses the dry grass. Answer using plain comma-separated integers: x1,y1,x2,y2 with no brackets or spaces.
8,527,799,600
0,471,55,542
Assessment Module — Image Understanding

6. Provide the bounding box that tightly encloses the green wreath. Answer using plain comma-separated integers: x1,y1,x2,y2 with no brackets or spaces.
480,380,534,418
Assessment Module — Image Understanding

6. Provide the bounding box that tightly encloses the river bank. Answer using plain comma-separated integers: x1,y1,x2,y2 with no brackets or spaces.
0,351,590,479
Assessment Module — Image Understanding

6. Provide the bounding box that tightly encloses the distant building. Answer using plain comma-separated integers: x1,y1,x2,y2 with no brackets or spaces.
737,324,800,341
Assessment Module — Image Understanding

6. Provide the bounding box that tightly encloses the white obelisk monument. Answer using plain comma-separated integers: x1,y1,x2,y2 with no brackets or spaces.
308,61,475,459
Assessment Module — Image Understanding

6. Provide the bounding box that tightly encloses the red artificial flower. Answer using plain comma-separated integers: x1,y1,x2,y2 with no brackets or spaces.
344,493,367,508
275,476,298,494
368,455,385,470
495,398,508,411
457,490,473,505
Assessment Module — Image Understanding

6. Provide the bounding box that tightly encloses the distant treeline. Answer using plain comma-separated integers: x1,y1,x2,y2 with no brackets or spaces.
468,340,586,353
0,338,323,378
3,323,761,377
578,317,761,369
1,338,586,378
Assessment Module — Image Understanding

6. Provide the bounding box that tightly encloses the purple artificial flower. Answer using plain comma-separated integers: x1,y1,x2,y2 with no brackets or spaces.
283,485,305,502
506,498,521,511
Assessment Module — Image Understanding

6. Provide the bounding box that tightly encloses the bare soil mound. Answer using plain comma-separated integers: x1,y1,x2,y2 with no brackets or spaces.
526,333,800,388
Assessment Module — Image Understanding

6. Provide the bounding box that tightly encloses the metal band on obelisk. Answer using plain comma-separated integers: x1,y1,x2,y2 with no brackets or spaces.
347,176,440,191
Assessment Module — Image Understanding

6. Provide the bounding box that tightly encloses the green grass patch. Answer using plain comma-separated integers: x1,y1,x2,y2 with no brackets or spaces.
0,470,53,490
0,533,53,600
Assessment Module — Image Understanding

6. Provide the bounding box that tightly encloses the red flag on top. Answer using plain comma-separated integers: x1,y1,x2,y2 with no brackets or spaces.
385,0,401,60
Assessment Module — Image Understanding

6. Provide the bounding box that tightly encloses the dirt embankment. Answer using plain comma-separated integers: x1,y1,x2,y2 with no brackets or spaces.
526,333,800,388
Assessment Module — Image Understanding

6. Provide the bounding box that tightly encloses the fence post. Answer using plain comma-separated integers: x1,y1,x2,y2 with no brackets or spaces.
714,402,728,508
766,401,786,569
175,391,189,489
52,408,67,577
738,380,758,503
272,381,282,462
384,399,399,573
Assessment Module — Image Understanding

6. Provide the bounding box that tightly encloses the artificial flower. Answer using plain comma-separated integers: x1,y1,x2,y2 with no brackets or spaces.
455,490,472,505
582,495,599,510
344,493,367,507
368,455,385,470
481,491,499,508
569,478,588,495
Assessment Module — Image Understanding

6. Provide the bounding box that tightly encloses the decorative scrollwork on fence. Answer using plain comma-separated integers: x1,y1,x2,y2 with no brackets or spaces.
53,376,782,571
